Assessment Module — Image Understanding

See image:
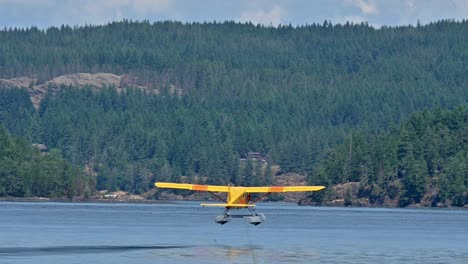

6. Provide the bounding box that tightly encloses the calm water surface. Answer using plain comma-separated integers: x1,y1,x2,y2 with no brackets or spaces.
0,201,467,264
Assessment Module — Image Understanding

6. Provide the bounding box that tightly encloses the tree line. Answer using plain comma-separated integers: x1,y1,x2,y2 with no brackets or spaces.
0,124,92,198
0,20,466,205
309,107,467,206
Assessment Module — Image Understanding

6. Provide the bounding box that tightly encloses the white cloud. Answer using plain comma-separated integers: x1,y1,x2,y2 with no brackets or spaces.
132,0,172,15
238,5,287,26
80,0,172,16
391,0,468,26
62,0,174,26
345,0,379,15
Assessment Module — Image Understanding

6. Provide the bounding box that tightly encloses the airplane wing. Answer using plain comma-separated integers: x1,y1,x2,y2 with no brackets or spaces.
155,182,325,193
244,186,325,193
155,182,229,192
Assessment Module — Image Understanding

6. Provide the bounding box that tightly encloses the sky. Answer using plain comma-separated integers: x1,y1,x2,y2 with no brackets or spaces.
0,0,467,29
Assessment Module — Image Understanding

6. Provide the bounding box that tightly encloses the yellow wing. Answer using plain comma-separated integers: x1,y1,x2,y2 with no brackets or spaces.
244,186,325,193
155,182,229,192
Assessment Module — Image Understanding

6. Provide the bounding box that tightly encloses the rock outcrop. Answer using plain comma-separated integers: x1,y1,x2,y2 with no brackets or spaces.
0,77,34,88
0,73,163,109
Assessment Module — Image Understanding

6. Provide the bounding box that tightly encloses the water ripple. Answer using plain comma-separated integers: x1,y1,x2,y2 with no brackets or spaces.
0,245,189,256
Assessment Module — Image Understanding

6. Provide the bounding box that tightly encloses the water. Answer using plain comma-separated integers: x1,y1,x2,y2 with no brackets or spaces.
0,201,467,264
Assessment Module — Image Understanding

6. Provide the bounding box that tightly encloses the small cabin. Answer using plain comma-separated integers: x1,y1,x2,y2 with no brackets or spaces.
247,152,263,159
242,152,267,164
32,143,48,154
104,194,118,199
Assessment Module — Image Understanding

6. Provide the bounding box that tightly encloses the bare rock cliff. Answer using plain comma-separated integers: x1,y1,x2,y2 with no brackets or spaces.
0,73,160,109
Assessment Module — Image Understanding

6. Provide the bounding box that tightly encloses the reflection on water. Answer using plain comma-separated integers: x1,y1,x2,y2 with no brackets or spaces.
214,245,320,263
2,243,466,264
0,244,321,263
148,245,321,263
147,245,260,263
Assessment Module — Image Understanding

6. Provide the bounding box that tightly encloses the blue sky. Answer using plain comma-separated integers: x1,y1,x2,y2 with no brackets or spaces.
0,0,467,29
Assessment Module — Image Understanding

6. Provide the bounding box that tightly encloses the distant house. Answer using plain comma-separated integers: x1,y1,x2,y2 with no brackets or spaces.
32,143,48,154
103,194,118,199
241,152,267,165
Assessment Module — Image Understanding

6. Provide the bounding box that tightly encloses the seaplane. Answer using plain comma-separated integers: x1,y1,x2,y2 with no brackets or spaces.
155,182,325,225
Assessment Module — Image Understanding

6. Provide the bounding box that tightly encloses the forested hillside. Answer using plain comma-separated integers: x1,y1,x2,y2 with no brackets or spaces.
0,125,89,198
0,20,467,205
306,107,467,207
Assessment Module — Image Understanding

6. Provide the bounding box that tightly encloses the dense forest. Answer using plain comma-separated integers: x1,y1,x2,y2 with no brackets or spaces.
0,20,466,205
308,107,467,207
0,125,89,198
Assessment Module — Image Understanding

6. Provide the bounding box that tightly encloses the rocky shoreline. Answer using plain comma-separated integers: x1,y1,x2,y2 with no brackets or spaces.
1,176,466,209
1,195,466,209
0,196,170,204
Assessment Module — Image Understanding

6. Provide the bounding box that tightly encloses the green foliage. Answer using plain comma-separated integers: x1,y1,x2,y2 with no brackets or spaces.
0,89,36,141
311,107,467,206
0,125,87,198
438,153,467,206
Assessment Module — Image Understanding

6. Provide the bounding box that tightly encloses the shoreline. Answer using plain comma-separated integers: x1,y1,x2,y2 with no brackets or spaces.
0,196,466,209
0,196,173,204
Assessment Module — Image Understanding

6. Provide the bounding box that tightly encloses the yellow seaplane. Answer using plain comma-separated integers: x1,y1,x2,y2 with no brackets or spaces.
155,182,325,225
